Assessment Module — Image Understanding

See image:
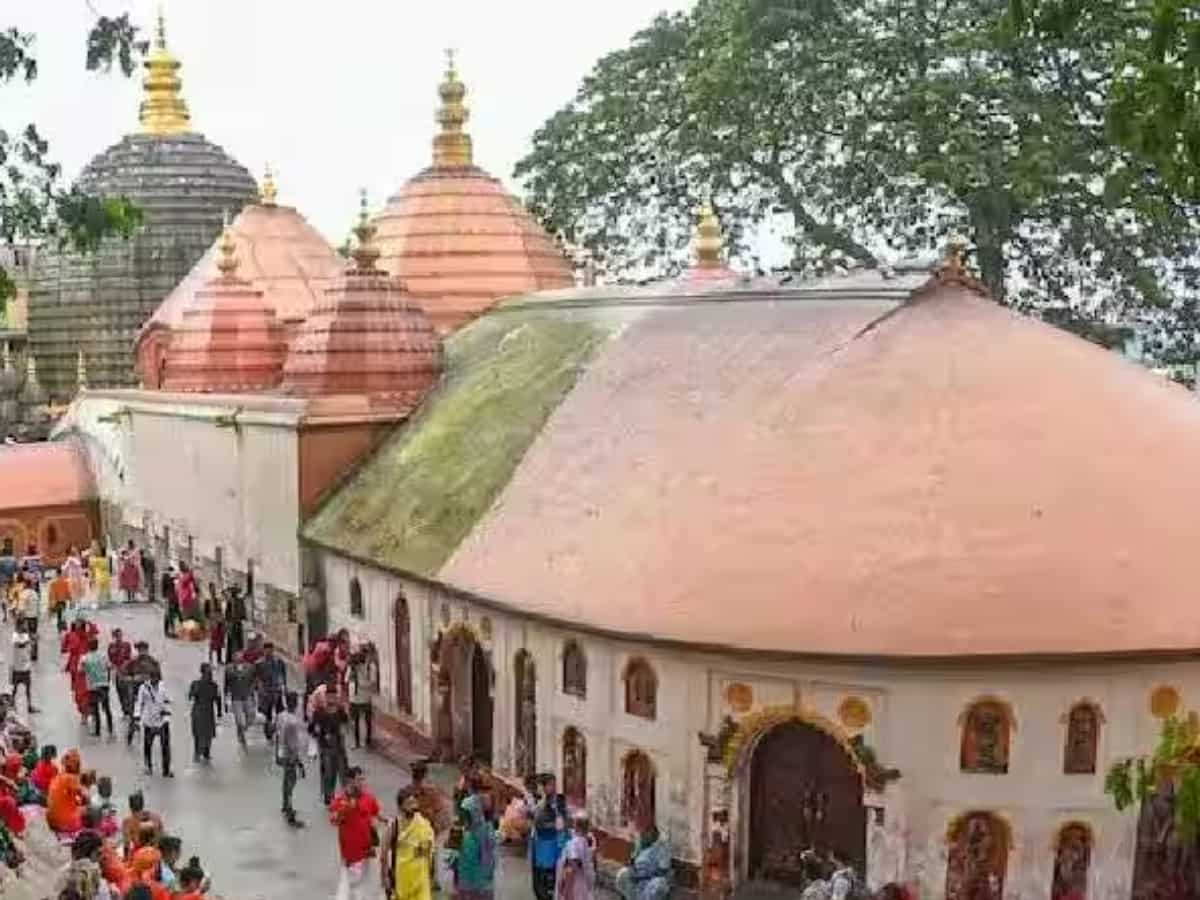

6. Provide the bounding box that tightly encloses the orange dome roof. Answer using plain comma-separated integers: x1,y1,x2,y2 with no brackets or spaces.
373,54,573,334
136,185,341,388
282,199,443,411
160,228,287,393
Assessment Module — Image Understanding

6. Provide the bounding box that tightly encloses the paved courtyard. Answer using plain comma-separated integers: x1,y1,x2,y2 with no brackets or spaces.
3,603,537,900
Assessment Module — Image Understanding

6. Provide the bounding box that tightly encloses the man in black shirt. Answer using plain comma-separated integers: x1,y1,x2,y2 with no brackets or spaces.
223,650,257,747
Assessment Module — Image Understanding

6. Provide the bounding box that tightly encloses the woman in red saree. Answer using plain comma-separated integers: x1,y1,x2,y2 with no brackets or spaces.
62,620,93,719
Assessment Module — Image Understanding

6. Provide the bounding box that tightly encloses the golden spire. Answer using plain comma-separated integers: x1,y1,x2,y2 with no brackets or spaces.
139,3,191,136
260,164,278,206
432,49,473,168
696,200,723,267
216,213,239,278
350,190,381,274
76,351,89,390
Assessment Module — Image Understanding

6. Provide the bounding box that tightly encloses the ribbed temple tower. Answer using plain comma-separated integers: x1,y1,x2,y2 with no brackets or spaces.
372,51,573,335
27,6,257,400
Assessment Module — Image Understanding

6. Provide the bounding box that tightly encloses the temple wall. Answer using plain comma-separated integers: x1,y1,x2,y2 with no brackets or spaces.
308,543,1190,896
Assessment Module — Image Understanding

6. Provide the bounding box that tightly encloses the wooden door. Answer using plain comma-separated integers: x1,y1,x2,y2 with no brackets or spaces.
514,650,537,777
394,595,412,714
749,721,866,884
471,643,493,765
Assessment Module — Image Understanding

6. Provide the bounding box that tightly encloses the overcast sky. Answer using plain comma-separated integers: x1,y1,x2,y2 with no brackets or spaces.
7,0,691,243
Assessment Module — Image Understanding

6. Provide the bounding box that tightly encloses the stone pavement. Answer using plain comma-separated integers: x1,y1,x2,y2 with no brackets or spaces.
1,603,541,900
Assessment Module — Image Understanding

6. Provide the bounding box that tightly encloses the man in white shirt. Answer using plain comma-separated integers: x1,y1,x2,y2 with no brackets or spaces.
9,621,36,714
16,580,39,662
134,673,173,778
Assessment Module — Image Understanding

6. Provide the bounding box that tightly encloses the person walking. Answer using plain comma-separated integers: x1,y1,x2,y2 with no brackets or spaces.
311,683,349,806
224,586,247,659
187,663,222,763
383,789,434,900
15,575,39,662
556,814,597,900
349,645,379,750
134,671,173,777
81,637,114,738
161,565,180,637
330,765,382,900
222,651,256,747
254,641,287,741
118,541,142,604
124,640,162,747
531,773,569,900
9,620,36,714
107,628,134,722
457,788,498,900
140,548,156,605
275,690,306,828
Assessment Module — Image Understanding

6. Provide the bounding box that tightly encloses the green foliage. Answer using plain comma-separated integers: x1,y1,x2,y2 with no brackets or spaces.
0,17,146,308
516,0,1200,370
1107,714,1200,844
304,311,608,576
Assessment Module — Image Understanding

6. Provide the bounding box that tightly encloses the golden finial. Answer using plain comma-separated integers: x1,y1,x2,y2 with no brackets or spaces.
432,48,473,168
76,351,89,391
260,164,278,206
696,199,723,267
216,213,239,278
351,190,381,274
139,2,191,136
943,234,970,275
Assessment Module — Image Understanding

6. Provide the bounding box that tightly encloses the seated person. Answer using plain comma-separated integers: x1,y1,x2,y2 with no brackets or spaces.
3,750,39,805
124,845,172,900
616,822,673,900
121,791,163,858
46,749,87,834
176,856,211,900
30,743,58,794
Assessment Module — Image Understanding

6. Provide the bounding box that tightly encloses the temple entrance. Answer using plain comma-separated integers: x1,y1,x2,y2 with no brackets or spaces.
434,629,493,764
945,812,1009,900
470,643,493,764
514,649,536,777
748,721,865,885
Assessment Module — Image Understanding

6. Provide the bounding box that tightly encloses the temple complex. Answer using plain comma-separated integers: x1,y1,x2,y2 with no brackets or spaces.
27,10,257,402
0,440,98,562
58,194,442,653
372,52,574,334
297,219,1200,898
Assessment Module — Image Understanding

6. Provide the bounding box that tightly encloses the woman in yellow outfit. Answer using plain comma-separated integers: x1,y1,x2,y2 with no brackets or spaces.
383,790,435,900
87,541,111,607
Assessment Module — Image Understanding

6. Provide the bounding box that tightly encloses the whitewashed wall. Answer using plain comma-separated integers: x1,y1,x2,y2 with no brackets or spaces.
317,548,1187,896
66,393,307,597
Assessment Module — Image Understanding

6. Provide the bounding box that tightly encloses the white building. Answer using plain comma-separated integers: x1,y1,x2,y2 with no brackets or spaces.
302,256,1200,898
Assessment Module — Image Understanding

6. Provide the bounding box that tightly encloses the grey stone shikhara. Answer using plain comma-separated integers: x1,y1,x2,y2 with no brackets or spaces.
27,131,257,401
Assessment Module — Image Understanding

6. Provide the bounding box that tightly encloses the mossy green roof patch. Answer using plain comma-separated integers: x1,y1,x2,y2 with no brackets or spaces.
303,310,608,576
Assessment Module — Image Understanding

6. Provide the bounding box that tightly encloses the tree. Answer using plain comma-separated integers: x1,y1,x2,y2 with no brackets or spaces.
515,0,1200,371
0,14,146,310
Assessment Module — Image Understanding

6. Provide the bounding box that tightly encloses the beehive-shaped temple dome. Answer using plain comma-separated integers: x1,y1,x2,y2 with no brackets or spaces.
136,170,342,388
372,53,573,335
160,225,287,393
28,10,257,399
282,196,443,412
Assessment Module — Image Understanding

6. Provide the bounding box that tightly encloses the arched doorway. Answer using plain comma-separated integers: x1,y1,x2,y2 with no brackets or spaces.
748,720,866,885
946,812,1009,900
433,628,493,764
394,594,412,715
514,649,537,777
470,642,492,764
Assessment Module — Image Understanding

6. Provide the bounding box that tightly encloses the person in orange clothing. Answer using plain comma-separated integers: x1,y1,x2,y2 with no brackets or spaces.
46,747,87,834
124,845,172,900
48,567,72,633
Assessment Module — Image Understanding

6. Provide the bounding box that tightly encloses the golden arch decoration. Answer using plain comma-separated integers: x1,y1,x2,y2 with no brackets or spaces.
956,694,1018,732
723,703,863,775
1150,685,1181,719
944,809,1015,846
1059,699,1106,725
1051,819,1094,850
